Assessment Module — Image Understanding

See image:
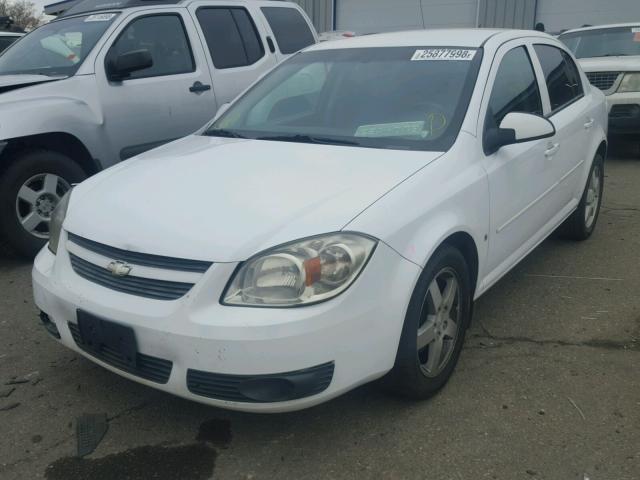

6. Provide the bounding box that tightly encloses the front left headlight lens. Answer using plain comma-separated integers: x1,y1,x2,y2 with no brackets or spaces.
618,73,640,93
223,233,377,307
48,189,73,254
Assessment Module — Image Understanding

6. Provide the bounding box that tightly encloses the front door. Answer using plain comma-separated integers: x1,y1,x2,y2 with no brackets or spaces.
96,11,217,161
481,42,560,279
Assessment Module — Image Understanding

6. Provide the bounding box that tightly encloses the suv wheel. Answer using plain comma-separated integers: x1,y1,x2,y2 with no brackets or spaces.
0,150,87,257
387,245,472,399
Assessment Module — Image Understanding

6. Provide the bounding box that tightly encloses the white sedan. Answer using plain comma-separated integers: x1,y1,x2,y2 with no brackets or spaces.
32,29,607,413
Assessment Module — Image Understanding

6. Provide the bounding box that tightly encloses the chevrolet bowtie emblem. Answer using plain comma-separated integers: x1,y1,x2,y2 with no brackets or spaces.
107,260,132,277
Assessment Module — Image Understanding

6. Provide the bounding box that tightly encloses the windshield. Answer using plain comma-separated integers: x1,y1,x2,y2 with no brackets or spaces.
0,14,118,76
560,26,640,58
206,47,482,151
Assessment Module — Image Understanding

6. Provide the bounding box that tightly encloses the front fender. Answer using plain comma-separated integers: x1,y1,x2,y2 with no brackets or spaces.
0,76,111,163
345,133,490,297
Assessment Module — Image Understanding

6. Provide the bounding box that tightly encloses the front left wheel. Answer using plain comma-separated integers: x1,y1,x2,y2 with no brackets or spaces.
0,149,87,257
387,245,472,399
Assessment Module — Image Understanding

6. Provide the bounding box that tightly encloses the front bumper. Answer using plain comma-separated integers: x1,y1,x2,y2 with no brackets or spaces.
606,93,640,135
32,236,420,413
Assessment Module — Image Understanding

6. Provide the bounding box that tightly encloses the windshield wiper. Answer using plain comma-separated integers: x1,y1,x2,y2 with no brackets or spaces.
256,134,360,147
600,53,630,57
204,128,246,139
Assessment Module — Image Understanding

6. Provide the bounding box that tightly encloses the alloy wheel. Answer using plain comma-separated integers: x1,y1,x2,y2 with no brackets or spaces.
584,164,601,229
417,267,461,377
15,173,71,239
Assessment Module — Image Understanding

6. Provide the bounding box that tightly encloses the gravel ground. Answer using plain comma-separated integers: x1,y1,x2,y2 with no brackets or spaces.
0,140,638,480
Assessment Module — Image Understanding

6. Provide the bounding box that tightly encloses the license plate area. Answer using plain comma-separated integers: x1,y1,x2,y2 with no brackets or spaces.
77,310,138,368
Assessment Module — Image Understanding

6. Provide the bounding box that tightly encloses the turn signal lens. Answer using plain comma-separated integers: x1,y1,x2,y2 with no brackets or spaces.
223,233,377,307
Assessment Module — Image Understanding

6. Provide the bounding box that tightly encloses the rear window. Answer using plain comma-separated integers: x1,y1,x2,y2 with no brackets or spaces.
261,7,314,54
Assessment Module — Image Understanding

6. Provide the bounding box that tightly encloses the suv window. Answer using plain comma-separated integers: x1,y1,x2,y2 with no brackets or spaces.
487,46,542,129
261,7,314,54
534,44,584,112
196,7,264,69
107,14,194,79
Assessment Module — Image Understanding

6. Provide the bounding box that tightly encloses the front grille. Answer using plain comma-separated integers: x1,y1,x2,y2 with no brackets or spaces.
610,104,639,118
68,322,172,384
187,362,334,403
586,71,620,91
67,233,212,273
69,253,194,301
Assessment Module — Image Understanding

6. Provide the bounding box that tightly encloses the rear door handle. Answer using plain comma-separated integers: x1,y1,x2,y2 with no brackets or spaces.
584,118,595,129
544,142,560,157
189,81,211,93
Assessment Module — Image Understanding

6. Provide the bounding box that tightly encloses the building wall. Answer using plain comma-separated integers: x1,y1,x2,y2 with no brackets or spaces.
478,0,537,29
290,0,333,32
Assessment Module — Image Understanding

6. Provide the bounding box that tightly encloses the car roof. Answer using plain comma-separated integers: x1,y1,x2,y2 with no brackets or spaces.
62,0,297,17
0,32,23,36
306,28,552,51
560,23,640,35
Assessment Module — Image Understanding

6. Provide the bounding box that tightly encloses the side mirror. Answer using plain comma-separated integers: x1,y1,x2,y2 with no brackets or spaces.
214,102,231,120
107,49,153,82
484,112,555,155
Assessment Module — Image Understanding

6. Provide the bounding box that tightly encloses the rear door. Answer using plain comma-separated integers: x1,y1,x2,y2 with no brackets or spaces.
258,4,316,62
189,3,277,106
531,43,593,207
96,9,217,160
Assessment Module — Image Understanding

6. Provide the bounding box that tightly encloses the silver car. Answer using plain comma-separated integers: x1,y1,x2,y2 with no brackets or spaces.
0,0,316,256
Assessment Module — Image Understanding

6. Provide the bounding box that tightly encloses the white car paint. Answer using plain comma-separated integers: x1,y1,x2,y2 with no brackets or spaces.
32,28,607,412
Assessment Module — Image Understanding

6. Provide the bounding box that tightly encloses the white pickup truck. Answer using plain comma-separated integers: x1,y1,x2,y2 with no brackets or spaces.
0,0,317,256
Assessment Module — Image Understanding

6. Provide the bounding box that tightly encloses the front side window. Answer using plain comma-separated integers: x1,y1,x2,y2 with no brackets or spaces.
196,8,264,69
106,14,194,80
534,44,583,112
559,26,640,59
206,47,483,152
0,14,117,76
487,46,542,129
0,36,20,53
261,7,315,54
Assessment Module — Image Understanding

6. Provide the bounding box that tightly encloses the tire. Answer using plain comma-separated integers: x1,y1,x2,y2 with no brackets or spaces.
386,245,472,399
557,153,604,241
0,150,87,258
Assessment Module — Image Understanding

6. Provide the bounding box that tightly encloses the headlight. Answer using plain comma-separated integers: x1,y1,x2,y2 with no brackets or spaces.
222,233,377,307
618,73,640,93
48,189,72,254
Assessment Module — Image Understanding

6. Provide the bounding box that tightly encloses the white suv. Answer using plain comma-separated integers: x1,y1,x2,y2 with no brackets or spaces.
559,24,640,137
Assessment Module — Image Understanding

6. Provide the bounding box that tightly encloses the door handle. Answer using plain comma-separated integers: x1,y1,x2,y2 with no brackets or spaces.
544,142,560,157
189,81,211,93
584,118,595,129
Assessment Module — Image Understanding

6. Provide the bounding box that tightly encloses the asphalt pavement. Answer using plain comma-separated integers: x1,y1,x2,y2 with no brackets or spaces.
0,140,638,480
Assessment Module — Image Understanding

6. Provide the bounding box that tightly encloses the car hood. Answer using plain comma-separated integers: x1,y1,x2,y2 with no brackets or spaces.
0,74,65,93
66,135,442,262
577,56,640,72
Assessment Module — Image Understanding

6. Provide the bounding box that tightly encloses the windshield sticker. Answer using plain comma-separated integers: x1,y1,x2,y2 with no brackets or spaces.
85,13,116,22
355,121,427,138
411,48,476,61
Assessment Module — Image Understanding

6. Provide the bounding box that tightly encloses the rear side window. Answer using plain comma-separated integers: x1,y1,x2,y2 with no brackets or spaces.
196,7,264,69
534,44,584,112
261,7,314,54
107,15,194,79
487,46,543,128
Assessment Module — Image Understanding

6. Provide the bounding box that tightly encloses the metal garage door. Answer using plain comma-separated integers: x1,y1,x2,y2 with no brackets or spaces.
336,0,477,34
536,0,640,33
